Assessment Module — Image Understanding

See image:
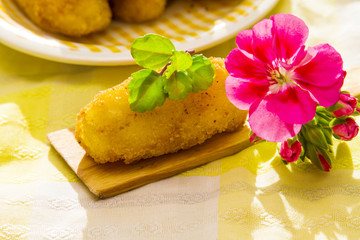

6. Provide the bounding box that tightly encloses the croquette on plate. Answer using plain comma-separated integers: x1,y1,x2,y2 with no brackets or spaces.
14,0,112,36
109,0,167,23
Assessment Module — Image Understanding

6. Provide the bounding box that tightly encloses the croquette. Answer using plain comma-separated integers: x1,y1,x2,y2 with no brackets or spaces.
75,58,248,164
14,0,112,37
109,0,167,23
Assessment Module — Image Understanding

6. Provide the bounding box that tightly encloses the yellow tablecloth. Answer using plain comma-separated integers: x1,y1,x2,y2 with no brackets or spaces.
1,0,360,239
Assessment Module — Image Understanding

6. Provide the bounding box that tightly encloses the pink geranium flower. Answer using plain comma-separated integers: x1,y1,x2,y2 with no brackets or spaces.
225,13,346,142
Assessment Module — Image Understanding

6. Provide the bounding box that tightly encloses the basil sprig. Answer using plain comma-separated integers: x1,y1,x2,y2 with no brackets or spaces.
128,34,215,113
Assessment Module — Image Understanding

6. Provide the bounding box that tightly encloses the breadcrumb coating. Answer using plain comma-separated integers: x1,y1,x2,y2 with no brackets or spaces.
109,0,166,23
14,0,111,37
75,58,248,164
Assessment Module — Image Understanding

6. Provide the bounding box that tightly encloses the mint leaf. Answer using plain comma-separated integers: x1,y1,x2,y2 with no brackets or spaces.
131,34,175,70
127,69,166,113
187,54,215,92
164,71,192,100
165,51,193,78
128,34,216,113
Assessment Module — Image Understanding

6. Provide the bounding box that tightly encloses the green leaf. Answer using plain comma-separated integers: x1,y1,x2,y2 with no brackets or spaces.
131,34,175,70
165,50,193,78
127,69,166,113
164,71,192,100
186,54,215,92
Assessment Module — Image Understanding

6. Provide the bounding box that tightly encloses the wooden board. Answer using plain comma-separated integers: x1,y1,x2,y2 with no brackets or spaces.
48,126,251,198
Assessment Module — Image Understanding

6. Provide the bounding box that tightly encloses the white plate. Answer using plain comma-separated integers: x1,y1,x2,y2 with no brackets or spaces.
0,0,279,66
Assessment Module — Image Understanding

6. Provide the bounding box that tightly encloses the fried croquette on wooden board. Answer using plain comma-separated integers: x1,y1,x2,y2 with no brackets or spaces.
14,0,112,37
109,0,166,23
75,58,248,164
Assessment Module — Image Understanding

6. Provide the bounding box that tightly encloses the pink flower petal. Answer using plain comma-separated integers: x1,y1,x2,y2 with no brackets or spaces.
248,99,302,142
271,14,309,63
251,19,276,65
266,86,317,124
292,44,345,106
293,44,345,87
225,48,268,80
279,46,307,71
235,29,254,54
297,71,344,107
225,76,269,110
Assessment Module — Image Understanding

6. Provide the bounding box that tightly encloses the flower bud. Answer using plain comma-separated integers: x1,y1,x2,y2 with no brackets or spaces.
318,153,331,172
333,93,357,117
305,142,332,172
322,128,333,145
305,126,329,149
332,117,359,140
279,140,302,163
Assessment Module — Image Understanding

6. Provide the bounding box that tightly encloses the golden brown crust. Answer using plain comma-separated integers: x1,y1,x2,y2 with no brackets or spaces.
14,0,112,37
76,58,248,164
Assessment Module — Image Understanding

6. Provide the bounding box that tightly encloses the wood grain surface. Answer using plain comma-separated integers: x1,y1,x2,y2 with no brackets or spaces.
48,126,251,198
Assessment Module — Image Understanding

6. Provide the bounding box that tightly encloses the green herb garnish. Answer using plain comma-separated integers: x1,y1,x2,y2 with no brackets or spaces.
128,34,215,113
